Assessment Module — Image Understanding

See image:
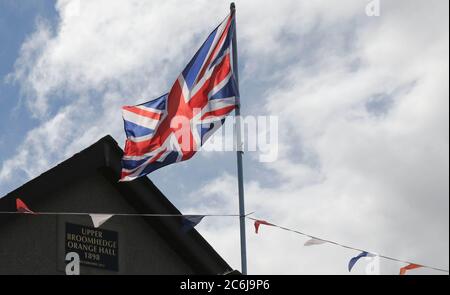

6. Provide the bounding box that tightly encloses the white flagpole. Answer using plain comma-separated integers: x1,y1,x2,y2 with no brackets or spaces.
230,2,247,275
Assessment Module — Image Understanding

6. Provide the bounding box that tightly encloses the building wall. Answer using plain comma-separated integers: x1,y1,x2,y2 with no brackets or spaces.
0,172,195,275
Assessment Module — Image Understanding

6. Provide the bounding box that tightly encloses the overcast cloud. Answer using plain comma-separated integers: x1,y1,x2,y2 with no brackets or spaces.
0,0,448,274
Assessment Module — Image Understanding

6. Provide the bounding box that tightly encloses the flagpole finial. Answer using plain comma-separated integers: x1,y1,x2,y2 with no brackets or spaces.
230,2,235,12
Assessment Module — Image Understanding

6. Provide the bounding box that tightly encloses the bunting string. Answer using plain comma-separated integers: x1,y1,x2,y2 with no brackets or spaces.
0,198,448,274
0,211,246,217
247,216,449,274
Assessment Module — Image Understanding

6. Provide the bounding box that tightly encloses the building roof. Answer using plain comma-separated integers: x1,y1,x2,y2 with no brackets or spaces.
0,135,233,274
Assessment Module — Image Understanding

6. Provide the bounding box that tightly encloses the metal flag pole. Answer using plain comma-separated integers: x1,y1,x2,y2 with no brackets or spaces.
230,2,247,275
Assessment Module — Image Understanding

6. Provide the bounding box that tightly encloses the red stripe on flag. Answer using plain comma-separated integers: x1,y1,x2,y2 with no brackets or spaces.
124,82,187,157
123,106,162,120
196,15,233,83
120,148,168,179
202,105,236,120
189,53,231,109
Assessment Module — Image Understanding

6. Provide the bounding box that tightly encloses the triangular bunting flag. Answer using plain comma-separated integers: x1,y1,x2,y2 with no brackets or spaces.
254,220,274,234
181,215,205,232
348,251,370,272
89,214,114,228
16,198,35,214
399,263,422,275
304,238,327,246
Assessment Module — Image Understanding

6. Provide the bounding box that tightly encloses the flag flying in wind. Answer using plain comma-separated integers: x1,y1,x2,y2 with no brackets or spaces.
120,12,239,181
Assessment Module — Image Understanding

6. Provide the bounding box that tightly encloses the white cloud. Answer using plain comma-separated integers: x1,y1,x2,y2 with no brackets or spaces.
1,0,448,274
186,0,449,274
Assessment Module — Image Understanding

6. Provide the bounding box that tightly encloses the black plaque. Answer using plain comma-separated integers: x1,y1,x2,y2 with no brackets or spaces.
65,223,119,271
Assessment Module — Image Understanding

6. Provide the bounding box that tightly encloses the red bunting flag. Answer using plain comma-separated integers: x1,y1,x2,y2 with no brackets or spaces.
254,220,274,234
399,263,422,275
16,198,35,214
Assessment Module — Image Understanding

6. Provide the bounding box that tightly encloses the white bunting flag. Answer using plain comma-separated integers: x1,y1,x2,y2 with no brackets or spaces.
304,238,327,246
89,214,114,228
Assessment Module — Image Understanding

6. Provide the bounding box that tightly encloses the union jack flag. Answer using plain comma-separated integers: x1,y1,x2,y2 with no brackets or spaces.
120,12,239,181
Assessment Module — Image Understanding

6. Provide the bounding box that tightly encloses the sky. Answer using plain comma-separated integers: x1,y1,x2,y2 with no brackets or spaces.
0,0,448,275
